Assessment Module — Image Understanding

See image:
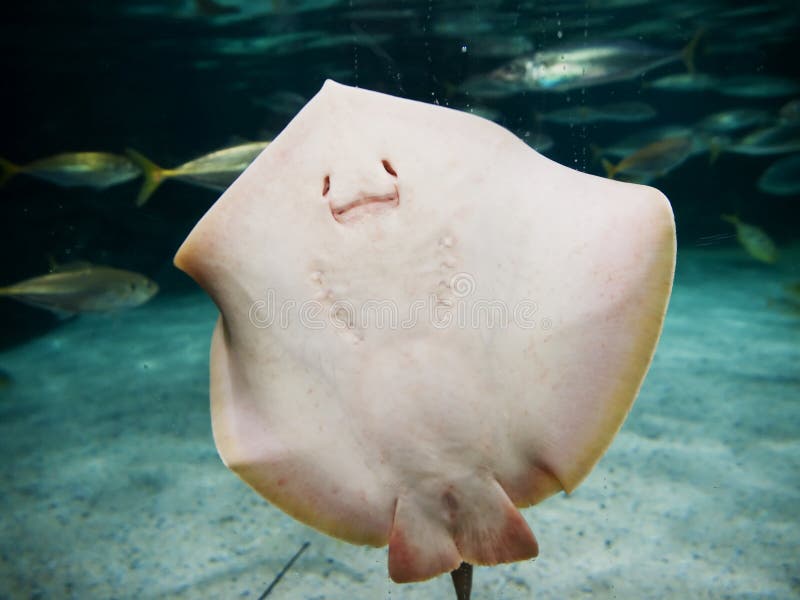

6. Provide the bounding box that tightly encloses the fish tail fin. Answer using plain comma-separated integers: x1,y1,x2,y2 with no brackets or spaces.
0,157,21,187
721,214,739,226
125,149,168,207
681,28,704,74
601,158,618,179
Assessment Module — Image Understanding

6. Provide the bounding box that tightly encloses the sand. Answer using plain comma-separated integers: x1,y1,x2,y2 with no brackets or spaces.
1,245,798,599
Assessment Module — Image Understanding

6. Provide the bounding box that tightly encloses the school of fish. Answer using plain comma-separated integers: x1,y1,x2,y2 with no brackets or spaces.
1,0,797,318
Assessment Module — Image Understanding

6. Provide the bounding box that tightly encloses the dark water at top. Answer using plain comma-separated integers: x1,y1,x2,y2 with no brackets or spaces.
2,4,798,310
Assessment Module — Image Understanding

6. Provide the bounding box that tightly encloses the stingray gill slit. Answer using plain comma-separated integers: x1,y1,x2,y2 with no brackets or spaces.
326,160,400,223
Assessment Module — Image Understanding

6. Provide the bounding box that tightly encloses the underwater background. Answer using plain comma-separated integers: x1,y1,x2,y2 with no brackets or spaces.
1,1,799,598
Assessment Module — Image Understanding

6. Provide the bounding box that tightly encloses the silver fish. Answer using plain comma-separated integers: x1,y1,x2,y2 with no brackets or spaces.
757,154,800,196
718,75,800,98
461,32,701,96
729,124,800,156
695,109,773,134
540,101,655,125
645,72,718,92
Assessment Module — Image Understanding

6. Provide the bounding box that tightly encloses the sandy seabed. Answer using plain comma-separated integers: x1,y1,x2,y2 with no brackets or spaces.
1,246,798,600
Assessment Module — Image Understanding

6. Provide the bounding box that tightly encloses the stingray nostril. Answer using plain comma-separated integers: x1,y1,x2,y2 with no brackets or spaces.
382,159,397,177
322,174,330,196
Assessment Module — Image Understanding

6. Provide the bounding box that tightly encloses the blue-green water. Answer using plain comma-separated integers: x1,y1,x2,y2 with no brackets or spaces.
1,2,798,598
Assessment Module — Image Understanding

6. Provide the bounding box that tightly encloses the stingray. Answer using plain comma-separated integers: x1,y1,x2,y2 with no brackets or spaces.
175,80,676,597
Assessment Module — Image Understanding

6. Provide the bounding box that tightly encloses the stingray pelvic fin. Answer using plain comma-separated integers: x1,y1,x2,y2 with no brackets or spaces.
388,480,538,583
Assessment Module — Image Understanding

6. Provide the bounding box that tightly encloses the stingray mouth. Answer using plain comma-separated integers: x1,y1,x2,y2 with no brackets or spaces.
330,189,400,223
325,159,400,224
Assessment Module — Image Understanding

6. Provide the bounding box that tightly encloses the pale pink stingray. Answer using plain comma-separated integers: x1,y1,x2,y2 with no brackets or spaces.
175,80,675,587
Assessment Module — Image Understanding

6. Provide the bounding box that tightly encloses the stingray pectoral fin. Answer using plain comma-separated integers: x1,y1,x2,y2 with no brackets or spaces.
531,187,676,495
388,479,538,583
207,318,394,549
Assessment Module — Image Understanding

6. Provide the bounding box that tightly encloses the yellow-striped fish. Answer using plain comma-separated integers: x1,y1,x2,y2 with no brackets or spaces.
602,136,694,181
126,141,270,206
0,263,158,314
0,152,140,189
721,215,779,264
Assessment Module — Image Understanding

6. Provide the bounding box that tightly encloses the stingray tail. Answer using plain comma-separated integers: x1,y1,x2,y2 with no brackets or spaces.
0,157,21,187
125,149,171,207
387,480,538,583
